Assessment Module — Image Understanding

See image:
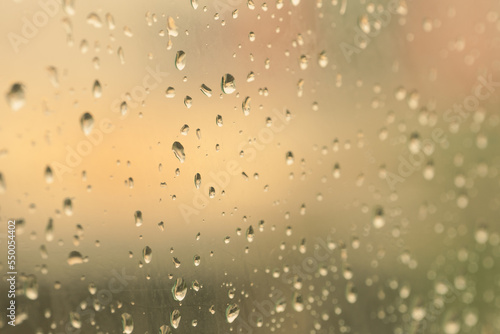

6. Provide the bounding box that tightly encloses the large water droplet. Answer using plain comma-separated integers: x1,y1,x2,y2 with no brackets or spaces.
221,74,236,94
166,87,175,98
67,251,83,265
172,142,185,163
92,80,102,98
121,313,134,334
143,246,152,264
170,309,181,329
180,124,189,135
70,311,81,329
225,304,240,323
80,112,94,135
6,83,25,111
172,277,187,301
175,50,186,70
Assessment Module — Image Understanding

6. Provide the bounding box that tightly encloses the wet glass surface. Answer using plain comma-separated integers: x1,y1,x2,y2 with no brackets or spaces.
1,0,500,333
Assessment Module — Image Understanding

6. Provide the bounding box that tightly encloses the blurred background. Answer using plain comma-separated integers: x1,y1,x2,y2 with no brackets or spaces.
1,0,500,333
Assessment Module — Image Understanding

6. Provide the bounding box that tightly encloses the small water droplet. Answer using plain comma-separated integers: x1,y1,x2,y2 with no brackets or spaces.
120,101,128,115
346,282,358,303
45,218,54,242
180,124,189,135
123,26,133,37
247,71,255,82
216,115,223,127
117,47,125,64
200,84,212,97
63,198,73,216
333,163,341,178
318,51,328,68
92,80,102,98
25,275,39,300
293,293,304,312
246,225,254,242
87,13,103,28
194,173,201,188
159,324,172,334
105,13,115,29
166,87,175,98
134,210,143,227
167,16,178,36
242,96,251,115
475,225,489,244
299,55,308,70
45,166,54,184
373,207,385,229
184,96,192,108
47,66,59,87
